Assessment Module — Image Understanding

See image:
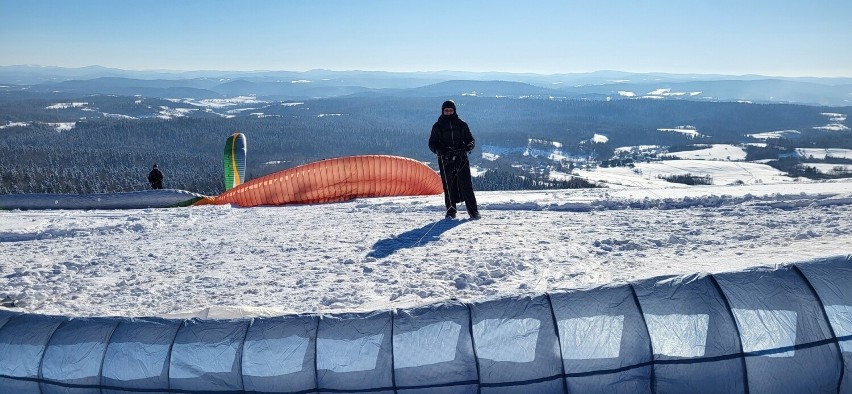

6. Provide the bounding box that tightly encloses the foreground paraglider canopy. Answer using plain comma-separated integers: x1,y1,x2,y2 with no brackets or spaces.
0,255,849,393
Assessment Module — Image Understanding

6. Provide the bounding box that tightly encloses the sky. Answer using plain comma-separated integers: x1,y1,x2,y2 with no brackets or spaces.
2,0,851,77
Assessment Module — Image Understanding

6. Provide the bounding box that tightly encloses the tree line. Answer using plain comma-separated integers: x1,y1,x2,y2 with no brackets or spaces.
0,94,849,194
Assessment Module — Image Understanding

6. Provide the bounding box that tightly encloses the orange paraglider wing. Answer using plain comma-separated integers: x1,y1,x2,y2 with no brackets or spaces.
204,155,443,207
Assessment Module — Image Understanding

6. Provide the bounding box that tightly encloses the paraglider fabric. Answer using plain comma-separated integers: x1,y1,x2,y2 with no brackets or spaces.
0,255,849,393
0,189,209,210
223,132,247,191
0,155,440,210
208,155,444,207
0,131,441,210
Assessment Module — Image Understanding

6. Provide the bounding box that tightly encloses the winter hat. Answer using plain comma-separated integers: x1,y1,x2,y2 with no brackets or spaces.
441,100,456,111
153,164,158,169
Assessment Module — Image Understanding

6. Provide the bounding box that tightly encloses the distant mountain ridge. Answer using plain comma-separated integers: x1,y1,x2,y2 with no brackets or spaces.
1,65,851,106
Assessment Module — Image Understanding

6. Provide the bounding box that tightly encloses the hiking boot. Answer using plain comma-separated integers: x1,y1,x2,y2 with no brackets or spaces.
446,207,457,219
469,212,481,220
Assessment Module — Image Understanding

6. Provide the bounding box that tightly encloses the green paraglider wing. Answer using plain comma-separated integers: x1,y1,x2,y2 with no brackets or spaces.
223,132,247,191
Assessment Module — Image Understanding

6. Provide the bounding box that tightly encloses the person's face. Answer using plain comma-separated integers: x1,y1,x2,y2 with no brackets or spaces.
443,107,455,115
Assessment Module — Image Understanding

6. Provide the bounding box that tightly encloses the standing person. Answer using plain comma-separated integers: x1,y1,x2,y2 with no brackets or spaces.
429,100,480,219
148,164,164,189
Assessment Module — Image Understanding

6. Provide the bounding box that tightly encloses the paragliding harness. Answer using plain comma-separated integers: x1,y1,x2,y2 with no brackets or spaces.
438,147,471,217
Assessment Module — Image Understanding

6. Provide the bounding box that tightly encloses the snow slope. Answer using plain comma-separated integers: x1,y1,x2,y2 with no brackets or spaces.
667,144,748,161
2,180,851,318
574,159,794,188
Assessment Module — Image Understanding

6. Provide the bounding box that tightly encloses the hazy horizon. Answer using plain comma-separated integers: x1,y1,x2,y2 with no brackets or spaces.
5,64,852,80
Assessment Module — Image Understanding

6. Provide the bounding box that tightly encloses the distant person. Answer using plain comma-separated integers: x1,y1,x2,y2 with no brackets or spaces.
148,164,164,189
429,100,480,219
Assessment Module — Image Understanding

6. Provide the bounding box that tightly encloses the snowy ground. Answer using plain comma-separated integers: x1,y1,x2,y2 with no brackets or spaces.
667,144,748,161
2,180,851,319
572,159,795,188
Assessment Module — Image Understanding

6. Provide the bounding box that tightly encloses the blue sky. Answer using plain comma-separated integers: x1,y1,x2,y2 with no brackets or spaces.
2,0,851,76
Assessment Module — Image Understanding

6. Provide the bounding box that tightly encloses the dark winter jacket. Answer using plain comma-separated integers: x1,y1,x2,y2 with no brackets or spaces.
429,114,475,156
148,168,164,189
429,114,476,204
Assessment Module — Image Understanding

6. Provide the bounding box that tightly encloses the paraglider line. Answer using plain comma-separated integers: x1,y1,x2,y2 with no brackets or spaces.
438,148,470,217
412,218,445,248
230,143,240,185
415,150,470,248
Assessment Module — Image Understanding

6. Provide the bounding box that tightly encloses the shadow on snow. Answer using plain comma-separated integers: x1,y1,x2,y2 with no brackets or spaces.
367,219,466,259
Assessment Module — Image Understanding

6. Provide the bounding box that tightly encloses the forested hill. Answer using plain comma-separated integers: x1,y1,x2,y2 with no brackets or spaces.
0,91,850,195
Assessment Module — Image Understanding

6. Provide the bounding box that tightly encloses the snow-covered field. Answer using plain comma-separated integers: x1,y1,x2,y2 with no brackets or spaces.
667,144,747,161
574,159,795,188
795,148,852,160
2,180,851,319
803,163,852,174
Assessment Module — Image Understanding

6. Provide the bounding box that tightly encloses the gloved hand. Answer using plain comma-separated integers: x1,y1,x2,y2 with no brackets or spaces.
465,141,475,152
